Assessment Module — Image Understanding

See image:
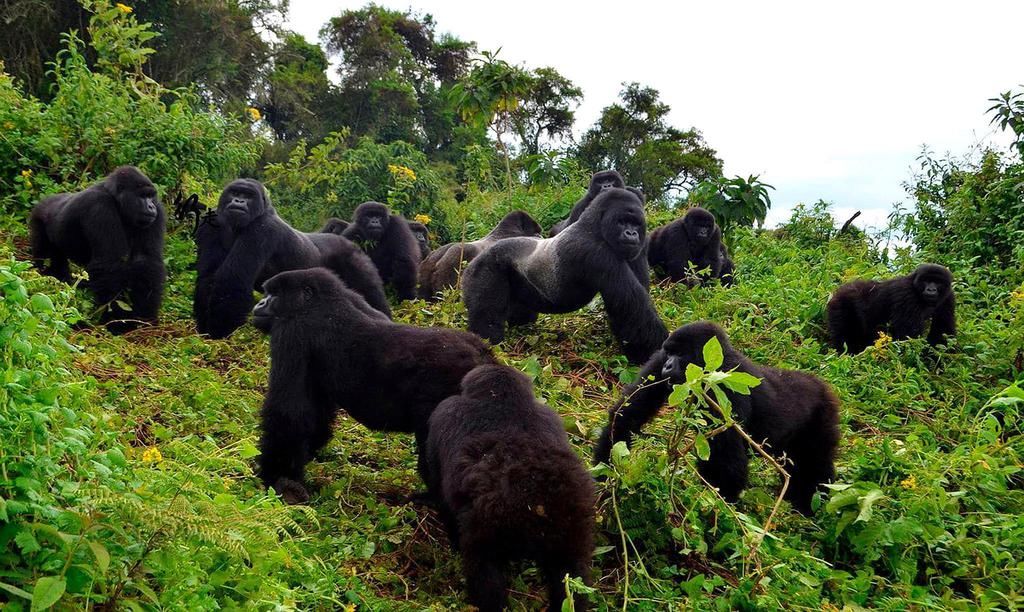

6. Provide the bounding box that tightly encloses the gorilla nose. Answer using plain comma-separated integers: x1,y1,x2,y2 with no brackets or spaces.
146,200,157,215
623,229,640,243
662,356,678,377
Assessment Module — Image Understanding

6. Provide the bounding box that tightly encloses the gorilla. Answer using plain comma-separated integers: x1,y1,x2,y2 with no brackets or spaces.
29,166,165,334
417,211,542,300
342,202,420,301
319,217,350,234
718,243,735,287
647,207,729,286
548,170,625,237
426,365,596,612
827,263,955,354
462,188,666,365
253,268,495,504
594,322,840,515
193,179,390,339
407,221,431,261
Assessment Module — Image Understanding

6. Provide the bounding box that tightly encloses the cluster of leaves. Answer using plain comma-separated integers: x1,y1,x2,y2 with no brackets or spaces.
688,174,775,235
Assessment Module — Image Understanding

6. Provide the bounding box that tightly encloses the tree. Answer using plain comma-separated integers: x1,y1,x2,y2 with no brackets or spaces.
509,67,583,156
257,32,337,142
575,82,722,201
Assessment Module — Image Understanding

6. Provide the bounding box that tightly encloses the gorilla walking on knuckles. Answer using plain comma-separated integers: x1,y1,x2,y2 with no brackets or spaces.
647,206,731,286
827,263,955,354
594,322,840,515
253,268,495,504
426,365,596,612
30,166,165,334
193,179,390,339
343,201,420,300
462,187,666,364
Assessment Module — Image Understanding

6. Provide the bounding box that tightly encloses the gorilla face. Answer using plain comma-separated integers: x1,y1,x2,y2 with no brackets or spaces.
409,222,429,247
253,268,340,333
597,190,646,259
912,264,952,305
110,167,159,228
659,322,732,383
683,207,717,245
218,179,268,229
588,170,625,198
353,202,390,242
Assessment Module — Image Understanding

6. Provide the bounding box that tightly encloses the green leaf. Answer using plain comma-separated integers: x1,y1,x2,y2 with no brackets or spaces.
31,576,66,611
610,441,630,463
685,363,702,384
667,383,691,407
29,294,54,313
89,541,110,574
856,488,886,523
238,440,260,459
694,434,711,461
721,371,761,394
0,581,33,601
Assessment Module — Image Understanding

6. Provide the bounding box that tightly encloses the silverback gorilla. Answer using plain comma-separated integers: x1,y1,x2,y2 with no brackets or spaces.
426,365,595,612
29,166,165,334
417,211,542,300
594,322,840,515
462,188,666,364
548,170,625,236
253,268,495,504
647,207,730,286
193,179,390,339
342,202,420,300
827,263,955,354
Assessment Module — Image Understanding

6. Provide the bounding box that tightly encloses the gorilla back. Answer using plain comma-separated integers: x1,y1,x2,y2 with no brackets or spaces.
462,188,666,364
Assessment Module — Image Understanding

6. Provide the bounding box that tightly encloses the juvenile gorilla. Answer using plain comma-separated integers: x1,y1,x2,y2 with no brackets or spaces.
426,365,596,611
29,166,165,334
462,188,666,364
827,263,955,354
342,202,420,300
548,169,625,236
647,207,729,286
408,221,431,260
319,217,350,234
719,243,736,287
254,268,495,504
193,179,389,339
417,211,542,300
594,322,840,514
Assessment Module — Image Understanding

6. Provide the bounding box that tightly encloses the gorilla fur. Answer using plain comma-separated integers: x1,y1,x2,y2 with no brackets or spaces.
407,221,431,260
594,322,840,515
426,365,596,612
342,201,420,300
462,188,666,364
548,169,625,237
417,211,542,300
647,207,729,286
827,263,955,354
29,166,166,334
193,179,390,339
254,268,495,504
319,217,350,234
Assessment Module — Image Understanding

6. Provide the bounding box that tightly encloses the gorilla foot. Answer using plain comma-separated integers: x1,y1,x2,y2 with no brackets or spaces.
273,478,311,505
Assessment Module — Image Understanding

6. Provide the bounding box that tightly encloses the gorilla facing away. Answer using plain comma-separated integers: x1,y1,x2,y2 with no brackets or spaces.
594,322,840,515
193,179,390,339
319,217,350,235
647,207,730,286
253,268,495,504
407,221,431,260
426,365,596,612
417,211,542,300
548,169,625,237
29,166,166,334
462,188,666,365
827,263,955,354
342,202,420,301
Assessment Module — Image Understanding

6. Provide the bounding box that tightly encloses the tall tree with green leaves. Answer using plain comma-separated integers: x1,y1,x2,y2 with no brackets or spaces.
256,32,337,142
509,67,583,156
575,82,722,201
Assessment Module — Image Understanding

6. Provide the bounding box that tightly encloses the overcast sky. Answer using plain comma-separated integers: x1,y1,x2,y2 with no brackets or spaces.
285,0,1021,228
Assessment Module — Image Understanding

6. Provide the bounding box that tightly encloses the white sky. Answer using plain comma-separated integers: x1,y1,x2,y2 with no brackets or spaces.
285,0,1021,229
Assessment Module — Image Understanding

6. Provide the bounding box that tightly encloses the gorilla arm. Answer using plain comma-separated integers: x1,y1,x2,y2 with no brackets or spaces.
927,294,956,346
204,218,279,338
593,350,671,464
599,268,668,364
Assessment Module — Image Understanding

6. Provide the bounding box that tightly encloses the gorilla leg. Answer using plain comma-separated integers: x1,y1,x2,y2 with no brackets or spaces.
462,550,508,612
783,412,839,515
465,259,512,343
259,396,326,504
127,257,166,322
697,429,749,502
542,556,590,612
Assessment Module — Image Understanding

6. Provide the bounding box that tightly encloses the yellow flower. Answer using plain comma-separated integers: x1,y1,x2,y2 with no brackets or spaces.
115,3,132,13
3,121,13,130
343,605,356,612
21,169,32,178
387,164,416,182
141,446,163,464
1011,289,1024,302
246,107,261,121
873,332,892,350
900,474,916,490
413,213,431,225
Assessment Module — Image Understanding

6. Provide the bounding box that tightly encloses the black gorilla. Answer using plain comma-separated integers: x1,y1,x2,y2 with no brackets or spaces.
719,243,735,286
548,169,625,237
254,268,495,504
827,263,955,354
594,322,840,515
408,221,431,260
342,202,420,300
426,365,596,612
417,211,542,300
462,188,666,364
29,166,165,334
319,217,350,234
647,207,729,286
193,179,390,339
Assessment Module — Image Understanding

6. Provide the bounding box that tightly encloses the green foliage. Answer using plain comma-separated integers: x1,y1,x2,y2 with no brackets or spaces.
689,174,775,234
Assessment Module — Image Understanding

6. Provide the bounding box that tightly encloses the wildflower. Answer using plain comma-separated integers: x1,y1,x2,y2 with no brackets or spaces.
414,213,431,225
141,446,163,463
3,121,13,130
21,169,32,178
1011,288,1024,303
246,107,261,121
900,474,916,490
115,3,132,13
388,164,416,182
873,332,892,350
343,605,356,612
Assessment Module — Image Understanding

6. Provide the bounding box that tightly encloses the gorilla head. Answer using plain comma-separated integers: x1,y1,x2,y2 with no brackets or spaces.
588,169,625,197
320,218,350,235
660,321,735,381
408,221,430,252
683,207,718,246
912,263,953,305
592,188,646,260
352,201,390,241
252,267,366,333
218,179,270,228
492,210,543,239
108,166,159,228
